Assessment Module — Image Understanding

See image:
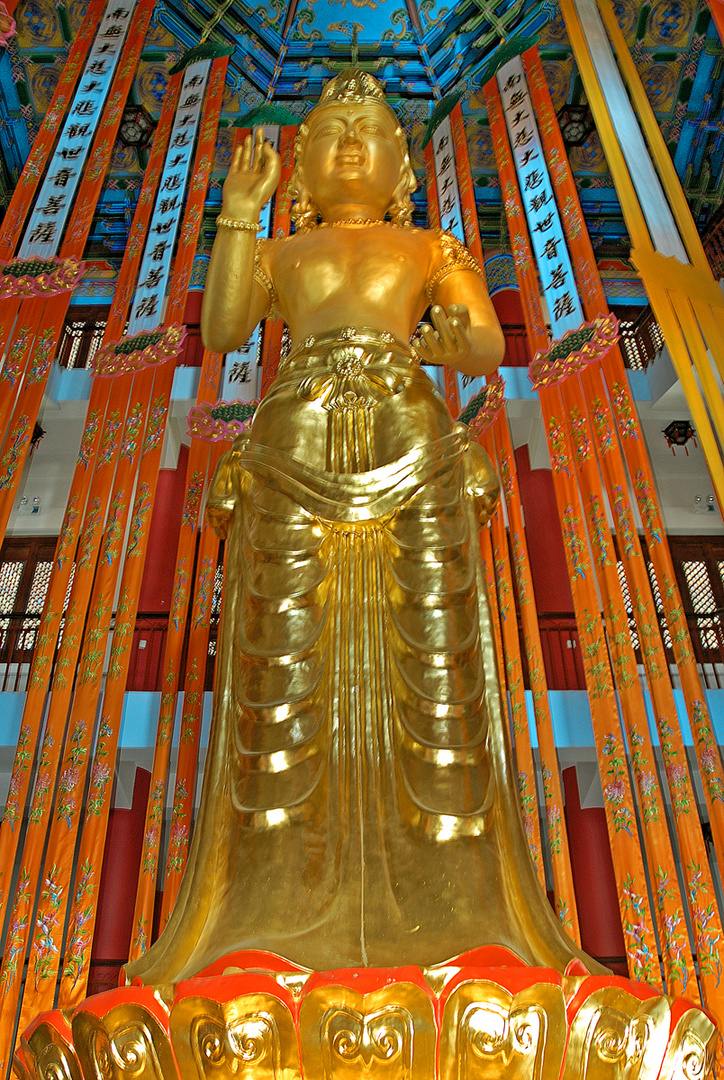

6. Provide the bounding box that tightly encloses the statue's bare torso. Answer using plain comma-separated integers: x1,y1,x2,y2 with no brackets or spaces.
261,225,437,346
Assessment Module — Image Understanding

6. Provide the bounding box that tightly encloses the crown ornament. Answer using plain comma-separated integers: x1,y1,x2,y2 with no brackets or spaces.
317,66,389,108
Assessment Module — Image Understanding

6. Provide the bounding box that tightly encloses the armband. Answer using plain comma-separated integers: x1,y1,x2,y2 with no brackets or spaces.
426,231,483,304
253,238,278,318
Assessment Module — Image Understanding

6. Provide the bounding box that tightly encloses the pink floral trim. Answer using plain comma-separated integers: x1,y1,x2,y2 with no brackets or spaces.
529,313,619,390
0,256,83,298
91,324,186,378
0,5,16,48
461,373,506,438
187,399,259,442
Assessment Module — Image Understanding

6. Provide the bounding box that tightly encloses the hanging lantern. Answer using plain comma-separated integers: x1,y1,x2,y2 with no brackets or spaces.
118,104,156,149
556,104,595,148
663,419,697,454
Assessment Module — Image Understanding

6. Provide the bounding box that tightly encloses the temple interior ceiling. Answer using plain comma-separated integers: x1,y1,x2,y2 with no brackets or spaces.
2,0,723,266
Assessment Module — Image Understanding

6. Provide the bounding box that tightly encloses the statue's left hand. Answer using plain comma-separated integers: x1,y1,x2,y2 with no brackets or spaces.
414,305,474,367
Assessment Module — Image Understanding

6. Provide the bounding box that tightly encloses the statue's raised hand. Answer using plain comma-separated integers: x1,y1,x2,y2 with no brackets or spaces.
222,127,282,221
414,304,474,368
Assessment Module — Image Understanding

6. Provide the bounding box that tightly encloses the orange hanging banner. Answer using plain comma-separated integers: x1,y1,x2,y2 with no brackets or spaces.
486,491,545,883
0,76,179,942
128,358,222,963
489,412,580,943
54,56,229,1012
578,366,724,1021
522,47,724,962
0,0,157,544
0,0,106,260
486,73,661,986
558,372,698,1001
160,523,221,924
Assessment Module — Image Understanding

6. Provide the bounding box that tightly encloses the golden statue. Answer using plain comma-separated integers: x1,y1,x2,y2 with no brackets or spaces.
125,69,597,984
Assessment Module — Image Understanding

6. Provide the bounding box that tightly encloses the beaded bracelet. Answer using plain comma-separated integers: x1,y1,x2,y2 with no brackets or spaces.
216,216,262,232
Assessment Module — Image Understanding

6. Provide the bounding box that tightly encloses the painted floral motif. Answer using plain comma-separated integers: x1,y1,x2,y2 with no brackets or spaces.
629,727,660,824
0,326,32,387
166,780,189,873
1,868,31,989
182,471,205,530
143,394,168,453
78,594,111,687
170,559,190,632
611,485,637,561
0,413,30,490
127,483,152,558
568,407,591,464
56,495,80,571
108,589,133,681
119,401,146,464
506,658,525,738
604,601,635,689
621,873,658,983
654,867,689,994
547,416,570,475
517,771,539,869
97,409,122,467
541,765,562,855
77,497,103,570
26,328,57,384
590,396,614,456
141,780,165,875
181,659,201,743
77,408,101,469
686,860,722,983
692,701,724,805
498,451,514,502
193,555,215,629
3,723,33,831
511,533,529,605
101,489,127,566
633,470,662,545
29,769,53,825
659,717,691,818
581,609,613,699
561,504,587,579
62,859,95,989
602,733,633,835
611,382,639,441
556,897,573,934
33,865,64,989
587,494,611,569
132,913,149,957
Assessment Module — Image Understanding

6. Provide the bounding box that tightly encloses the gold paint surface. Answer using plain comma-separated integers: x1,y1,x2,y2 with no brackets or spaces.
126,70,597,986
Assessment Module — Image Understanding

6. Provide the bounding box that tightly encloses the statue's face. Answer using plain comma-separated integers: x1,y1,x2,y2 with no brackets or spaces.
301,101,405,215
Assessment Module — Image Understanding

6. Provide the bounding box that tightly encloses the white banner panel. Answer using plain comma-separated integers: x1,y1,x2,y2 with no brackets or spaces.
20,0,138,259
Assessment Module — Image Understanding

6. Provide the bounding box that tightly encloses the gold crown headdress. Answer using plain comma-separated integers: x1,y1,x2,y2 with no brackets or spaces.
317,66,389,109
289,65,416,231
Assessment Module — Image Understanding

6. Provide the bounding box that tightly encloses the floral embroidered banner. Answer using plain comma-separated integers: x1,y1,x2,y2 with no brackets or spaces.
487,413,580,943
523,43,724,1023
54,58,228,1012
486,72,661,987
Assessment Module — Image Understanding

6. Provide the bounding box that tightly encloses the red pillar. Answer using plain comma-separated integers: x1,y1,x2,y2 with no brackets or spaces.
138,443,189,613
89,767,151,994
515,444,574,614
563,765,627,974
